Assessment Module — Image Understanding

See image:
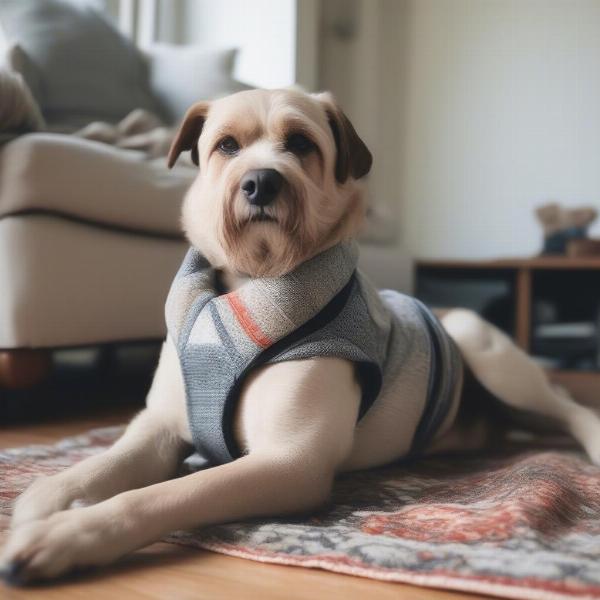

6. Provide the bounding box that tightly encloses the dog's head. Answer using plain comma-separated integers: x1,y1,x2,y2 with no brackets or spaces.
168,88,372,277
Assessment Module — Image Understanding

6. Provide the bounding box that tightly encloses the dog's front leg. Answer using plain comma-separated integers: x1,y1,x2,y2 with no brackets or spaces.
1,455,330,584
1,358,361,584
10,340,189,529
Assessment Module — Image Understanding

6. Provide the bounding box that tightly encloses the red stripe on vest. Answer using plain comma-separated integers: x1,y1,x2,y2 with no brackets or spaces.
225,292,273,349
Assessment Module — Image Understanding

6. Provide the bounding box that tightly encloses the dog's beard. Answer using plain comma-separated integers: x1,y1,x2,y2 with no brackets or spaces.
219,176,330,278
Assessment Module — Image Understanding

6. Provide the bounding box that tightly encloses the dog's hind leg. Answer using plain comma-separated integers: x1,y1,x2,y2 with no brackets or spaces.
10,341,190,529
439,308,600,463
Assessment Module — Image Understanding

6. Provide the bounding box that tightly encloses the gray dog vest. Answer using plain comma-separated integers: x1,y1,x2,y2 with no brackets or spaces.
166,242,461,466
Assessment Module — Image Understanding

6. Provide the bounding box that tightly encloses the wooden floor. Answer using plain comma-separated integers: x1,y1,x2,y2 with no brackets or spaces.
0,408,492,600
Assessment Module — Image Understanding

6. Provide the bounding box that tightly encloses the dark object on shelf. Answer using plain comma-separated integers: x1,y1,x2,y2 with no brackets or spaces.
543,226,588,255
535,202,597,255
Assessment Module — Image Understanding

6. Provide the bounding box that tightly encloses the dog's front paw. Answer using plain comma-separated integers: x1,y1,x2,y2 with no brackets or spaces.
1,502,138,585
10,475,79,530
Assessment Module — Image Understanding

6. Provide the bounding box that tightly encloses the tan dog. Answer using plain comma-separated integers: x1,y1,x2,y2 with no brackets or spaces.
3,89,600,584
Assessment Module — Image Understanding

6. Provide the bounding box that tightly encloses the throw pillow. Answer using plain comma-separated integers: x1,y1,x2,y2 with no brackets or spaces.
0,0,164,127
147,44,251,124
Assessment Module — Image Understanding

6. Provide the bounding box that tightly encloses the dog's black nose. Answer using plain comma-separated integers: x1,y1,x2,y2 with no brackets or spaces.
240,169,284,207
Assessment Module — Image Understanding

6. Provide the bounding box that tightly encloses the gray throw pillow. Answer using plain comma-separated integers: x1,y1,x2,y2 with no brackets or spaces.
146,44,251,124
0,0,164,127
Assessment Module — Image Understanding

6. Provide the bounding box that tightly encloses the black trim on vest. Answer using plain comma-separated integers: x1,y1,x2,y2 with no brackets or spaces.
221,271,382,460
212,269,228,296
355,361,382,420
409,307,454,456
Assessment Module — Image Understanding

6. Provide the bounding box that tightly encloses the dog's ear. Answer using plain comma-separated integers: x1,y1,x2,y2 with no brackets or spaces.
168,102,210,168
316,92,372,183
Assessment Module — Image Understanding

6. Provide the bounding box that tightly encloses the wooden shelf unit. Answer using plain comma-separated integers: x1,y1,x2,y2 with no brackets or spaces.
415,256,600,406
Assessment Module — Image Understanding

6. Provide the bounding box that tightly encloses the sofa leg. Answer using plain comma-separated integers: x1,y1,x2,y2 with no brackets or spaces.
0,349,52,389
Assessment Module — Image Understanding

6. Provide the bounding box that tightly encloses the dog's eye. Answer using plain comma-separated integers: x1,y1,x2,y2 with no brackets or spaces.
217,136,240,155
285,133,315,155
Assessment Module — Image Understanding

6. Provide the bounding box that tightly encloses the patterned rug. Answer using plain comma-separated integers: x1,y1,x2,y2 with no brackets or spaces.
1,426,600,600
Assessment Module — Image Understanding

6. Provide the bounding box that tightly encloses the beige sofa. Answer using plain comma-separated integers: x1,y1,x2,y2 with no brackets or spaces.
0,133,191,350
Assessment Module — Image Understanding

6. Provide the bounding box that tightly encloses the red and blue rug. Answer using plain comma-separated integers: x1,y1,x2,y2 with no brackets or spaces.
1,427,599,600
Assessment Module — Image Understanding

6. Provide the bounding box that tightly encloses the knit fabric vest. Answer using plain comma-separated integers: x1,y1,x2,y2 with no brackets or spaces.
165,241,462,466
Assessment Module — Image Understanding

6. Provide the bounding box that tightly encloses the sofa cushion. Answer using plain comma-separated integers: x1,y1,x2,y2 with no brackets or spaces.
0,0,163,128
147,44,251,124
0,134,193,238
0,215,187,348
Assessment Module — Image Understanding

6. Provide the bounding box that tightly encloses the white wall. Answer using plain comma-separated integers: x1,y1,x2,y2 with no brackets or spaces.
178,0,297,89
400,0,600,259
319,0,408,243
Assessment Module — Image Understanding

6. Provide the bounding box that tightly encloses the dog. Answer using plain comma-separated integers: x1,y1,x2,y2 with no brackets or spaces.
3,88,600,584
